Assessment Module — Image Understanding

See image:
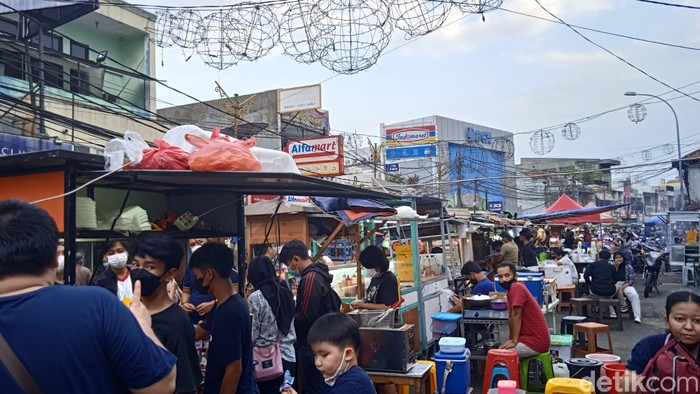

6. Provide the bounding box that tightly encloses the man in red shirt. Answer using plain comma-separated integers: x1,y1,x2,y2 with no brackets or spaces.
497,262,551,358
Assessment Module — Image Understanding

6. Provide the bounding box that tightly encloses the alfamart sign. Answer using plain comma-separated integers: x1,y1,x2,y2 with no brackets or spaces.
385,125,437,146
284,135,344,177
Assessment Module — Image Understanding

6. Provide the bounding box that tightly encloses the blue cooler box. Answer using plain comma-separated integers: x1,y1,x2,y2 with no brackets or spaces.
495,272,544,304
435,349,470,394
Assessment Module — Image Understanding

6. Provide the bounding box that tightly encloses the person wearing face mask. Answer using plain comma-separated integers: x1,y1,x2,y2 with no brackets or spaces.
130,233,202,394
91,240,133,303
279,240,341,394
54,244,90,286
497,262,551,358
181,239,217,325
350,245,399,311
282,313,376,394
191,242,259,394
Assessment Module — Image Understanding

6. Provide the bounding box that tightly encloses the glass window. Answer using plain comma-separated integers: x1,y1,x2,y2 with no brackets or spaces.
70,41,88,60
0,17,16,37
31,32,63,52
70,68,89,95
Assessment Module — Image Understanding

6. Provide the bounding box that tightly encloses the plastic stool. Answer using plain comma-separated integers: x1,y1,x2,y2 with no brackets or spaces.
520,352,555,394
557,285,577,312
682,265,696,286
596,298,623,331
487,365,512,389
569,298,596,319
573,322,613,357
483,349,521,394
544,377,593,394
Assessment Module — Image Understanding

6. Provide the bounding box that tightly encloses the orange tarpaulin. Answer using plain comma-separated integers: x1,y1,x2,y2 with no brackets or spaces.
544,194,604,225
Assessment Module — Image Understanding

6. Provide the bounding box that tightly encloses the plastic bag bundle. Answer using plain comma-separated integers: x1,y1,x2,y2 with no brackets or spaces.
103,131,149,170
140,139,190,170
185,129,262,172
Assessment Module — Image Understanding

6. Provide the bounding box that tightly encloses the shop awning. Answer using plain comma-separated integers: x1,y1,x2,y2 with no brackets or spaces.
644,215,667,225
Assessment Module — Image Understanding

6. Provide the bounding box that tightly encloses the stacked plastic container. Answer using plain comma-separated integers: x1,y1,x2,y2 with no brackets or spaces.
436,337,470,394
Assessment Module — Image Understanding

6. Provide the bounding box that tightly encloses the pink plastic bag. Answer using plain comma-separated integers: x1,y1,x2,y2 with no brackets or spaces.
185,129,262,172
140,138,190,170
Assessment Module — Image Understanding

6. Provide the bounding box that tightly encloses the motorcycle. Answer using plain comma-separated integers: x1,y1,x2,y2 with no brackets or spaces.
642,244,667,298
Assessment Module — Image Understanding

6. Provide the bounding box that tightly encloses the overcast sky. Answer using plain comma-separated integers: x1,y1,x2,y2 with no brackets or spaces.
145,0,700,188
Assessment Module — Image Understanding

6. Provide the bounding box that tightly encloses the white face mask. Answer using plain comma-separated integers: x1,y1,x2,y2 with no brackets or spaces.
325,350,351,387
190,245,201,253
365,268,377,278
56,255,65,273
108,252,128,269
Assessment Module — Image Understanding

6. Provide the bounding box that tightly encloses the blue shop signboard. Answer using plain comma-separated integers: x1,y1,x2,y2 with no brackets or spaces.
487,201,503,213
385,163,400,172
0,134,72,156
385,144,437,160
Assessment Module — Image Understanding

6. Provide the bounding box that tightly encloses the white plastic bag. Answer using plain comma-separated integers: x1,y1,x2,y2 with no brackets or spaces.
250,147,300,173
103,131,149,170
162,125,210,153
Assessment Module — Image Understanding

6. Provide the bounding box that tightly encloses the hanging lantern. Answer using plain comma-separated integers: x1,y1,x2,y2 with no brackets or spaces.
147,10,175,48
170,10,207,49
226,5,280,62
453,0,503,21
663,143,674,155
529,129,555,155
641,150,652,161
561,122,581,141
627,103,647,124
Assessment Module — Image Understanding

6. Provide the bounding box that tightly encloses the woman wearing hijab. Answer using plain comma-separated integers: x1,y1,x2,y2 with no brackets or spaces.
248,255,297,393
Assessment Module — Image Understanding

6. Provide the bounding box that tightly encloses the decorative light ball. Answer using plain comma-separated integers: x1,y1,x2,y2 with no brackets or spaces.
196,11,238,70
561,122,581,141
280,0,334,64
147,10,175,48
529,129,555,155
170,10,207,49
663,144,674,155
641,150,652,161
390,0,452,39
226,5,280,62
491,136,514,160
311,0,394,74
627,103,647,124
453,0,504,18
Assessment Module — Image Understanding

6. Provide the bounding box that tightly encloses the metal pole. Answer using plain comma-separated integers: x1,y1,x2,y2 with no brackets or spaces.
630,93,683,209
37,25,46,136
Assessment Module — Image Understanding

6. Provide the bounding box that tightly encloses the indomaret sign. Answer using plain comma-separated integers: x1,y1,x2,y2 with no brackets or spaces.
284,135,344,177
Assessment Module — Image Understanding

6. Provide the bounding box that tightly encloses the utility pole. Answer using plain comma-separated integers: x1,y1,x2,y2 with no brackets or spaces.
367,138,379,179
456,152,463,208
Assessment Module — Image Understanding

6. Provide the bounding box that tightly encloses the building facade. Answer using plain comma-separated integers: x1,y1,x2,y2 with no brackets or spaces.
380,115,517,213
0,1,159,153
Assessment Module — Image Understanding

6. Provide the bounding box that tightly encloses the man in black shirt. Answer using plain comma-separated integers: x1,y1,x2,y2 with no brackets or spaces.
130,233,202,394
191,243,259,394
519,229,538,267
584,249,617,298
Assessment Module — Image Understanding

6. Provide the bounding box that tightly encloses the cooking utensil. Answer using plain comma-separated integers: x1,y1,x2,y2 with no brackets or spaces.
367,308,395,327
490,299,507,310
464,296,491,310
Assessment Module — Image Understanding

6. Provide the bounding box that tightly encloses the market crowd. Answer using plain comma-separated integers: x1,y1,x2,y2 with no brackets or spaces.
0,200,698,394
0,200,374,394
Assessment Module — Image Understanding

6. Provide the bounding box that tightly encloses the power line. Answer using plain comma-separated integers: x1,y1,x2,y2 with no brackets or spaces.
634,0,700,10
533,0,700,104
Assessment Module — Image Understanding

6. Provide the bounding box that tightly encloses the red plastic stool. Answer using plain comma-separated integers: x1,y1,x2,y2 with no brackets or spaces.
482,349,521,394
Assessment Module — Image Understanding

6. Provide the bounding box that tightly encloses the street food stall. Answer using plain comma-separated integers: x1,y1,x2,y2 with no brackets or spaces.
0,150,395,292
667,210,700,285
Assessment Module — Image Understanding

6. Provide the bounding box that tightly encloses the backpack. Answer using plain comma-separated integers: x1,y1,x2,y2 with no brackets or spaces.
637,334,700,394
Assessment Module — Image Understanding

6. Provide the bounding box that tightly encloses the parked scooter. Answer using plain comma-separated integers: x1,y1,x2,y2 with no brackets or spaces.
642,244,667,298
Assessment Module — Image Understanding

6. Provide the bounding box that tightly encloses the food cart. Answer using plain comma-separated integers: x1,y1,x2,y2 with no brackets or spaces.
0,150,394,290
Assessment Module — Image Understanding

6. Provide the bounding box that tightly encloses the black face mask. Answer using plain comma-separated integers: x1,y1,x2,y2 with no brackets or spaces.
194,272,211,295
500,278,516,291
131,269,164,297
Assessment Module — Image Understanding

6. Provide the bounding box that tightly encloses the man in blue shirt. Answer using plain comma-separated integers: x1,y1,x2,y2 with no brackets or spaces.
0,199,176,393
449,261,495,312
191,242,258,394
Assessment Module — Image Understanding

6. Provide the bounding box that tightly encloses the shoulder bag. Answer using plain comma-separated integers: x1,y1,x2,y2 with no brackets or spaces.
0,331,44,393
638,334,700,394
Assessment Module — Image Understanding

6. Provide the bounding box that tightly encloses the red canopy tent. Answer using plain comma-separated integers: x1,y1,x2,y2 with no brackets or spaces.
544,194,604,224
